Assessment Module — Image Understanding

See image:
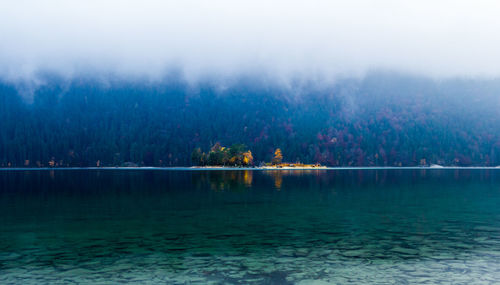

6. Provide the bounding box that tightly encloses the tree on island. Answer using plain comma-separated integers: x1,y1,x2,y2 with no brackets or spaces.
272,148,283,165
242,151,253,165
191,148,205,165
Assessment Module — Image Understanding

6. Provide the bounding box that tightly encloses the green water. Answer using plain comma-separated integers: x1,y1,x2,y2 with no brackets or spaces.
1,169,500,284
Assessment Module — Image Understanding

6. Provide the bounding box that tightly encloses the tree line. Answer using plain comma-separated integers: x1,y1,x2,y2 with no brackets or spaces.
2,72,500,167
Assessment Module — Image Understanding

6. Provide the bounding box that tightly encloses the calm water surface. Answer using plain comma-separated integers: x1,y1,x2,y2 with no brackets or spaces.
1,169,500,284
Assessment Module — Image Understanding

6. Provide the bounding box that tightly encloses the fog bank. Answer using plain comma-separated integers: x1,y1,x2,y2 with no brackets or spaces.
1,0,500,82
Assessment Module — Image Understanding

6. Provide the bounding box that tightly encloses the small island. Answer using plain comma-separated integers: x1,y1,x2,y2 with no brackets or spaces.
191,143,254,167
191,143,325,169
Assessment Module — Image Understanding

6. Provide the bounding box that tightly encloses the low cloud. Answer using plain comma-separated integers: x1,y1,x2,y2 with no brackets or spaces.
1,0,500,82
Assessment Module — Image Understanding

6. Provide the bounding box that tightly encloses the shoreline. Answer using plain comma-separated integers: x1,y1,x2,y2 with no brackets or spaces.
1,166,500,171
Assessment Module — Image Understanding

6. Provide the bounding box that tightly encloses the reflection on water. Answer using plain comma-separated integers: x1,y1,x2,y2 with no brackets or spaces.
195,170,326,191
263,170,326,190
1,169,500,284
192,170,253,192
265,170,283,189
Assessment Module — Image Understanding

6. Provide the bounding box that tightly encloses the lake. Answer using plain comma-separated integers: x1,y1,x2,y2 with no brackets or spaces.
1,169,500,284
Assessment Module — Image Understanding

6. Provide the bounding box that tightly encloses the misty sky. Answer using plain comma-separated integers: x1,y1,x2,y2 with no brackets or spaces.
1,0,500,81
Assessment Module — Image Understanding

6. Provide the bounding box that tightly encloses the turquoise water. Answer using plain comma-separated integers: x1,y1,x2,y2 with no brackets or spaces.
1,169,500,284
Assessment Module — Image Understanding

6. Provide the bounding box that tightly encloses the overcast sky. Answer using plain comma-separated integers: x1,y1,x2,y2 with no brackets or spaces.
1,0,500,81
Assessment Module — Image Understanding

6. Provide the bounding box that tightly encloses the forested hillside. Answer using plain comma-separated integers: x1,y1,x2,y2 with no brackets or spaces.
1,72,500,167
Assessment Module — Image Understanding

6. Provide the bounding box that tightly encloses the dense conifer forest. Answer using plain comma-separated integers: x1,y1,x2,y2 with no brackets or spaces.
1,72,500,167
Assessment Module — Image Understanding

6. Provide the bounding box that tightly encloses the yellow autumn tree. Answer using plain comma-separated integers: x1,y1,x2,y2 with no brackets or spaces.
272,148,283,165
243,151,253,165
